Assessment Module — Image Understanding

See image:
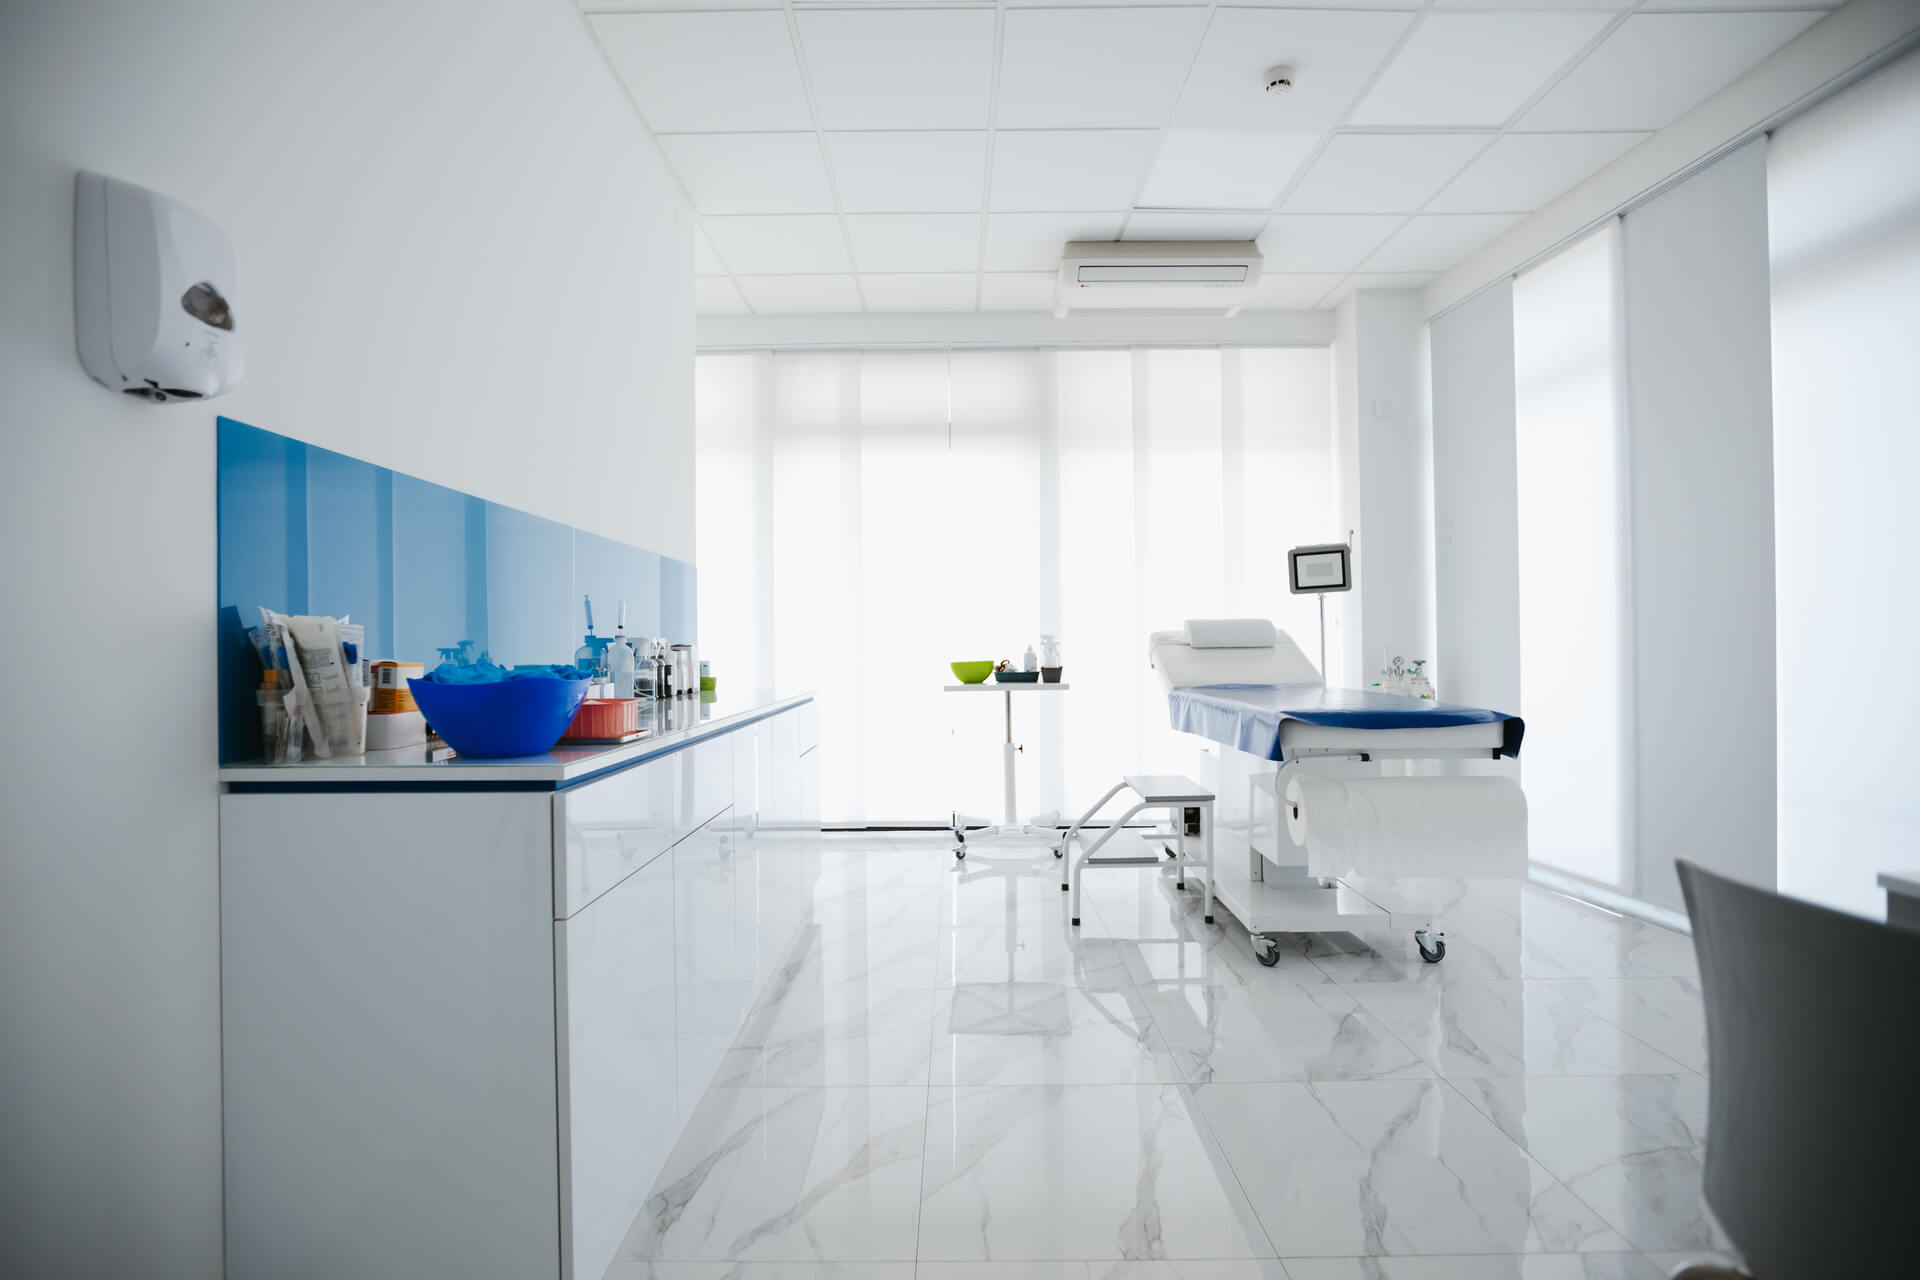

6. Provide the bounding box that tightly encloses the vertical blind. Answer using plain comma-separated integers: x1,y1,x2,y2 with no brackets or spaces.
696,347,1335,825
1512,223,1634,890
1769,52,1920,916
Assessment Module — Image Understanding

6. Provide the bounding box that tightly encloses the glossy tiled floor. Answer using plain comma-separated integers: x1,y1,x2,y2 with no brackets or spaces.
609,832,1735,1279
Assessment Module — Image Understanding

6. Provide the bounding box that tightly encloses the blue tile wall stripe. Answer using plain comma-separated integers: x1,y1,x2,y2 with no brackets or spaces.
217,418,696,763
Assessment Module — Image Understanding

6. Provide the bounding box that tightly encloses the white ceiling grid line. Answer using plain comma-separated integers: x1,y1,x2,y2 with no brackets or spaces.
779,0,865,313
580,0,1840,313
972,0,1008,310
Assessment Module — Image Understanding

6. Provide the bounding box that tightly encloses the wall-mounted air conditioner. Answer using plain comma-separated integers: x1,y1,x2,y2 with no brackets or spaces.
1053,240,1262,318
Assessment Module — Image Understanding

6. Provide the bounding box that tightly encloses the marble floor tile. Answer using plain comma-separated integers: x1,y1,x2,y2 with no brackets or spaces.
936,926,1133,989
917,1084,1275,1261
1113,924,1329,989
1542,978,1708,1073
932,983,1183,1086
1296,928,1525,984
804,881,947,933
1640,1251,1746,1275
715,989,938,1088
607,1263,915,1279
943,868,1083,930
760,926,942,995
1195,1079,1625,1257
1280,1255,1662,1280
1343,981,1691,1078
619,1087,927,1261
1451,1075,1726,1253
914,1263,1289,1279
1513,907,1698,983
1139,982,1431,1084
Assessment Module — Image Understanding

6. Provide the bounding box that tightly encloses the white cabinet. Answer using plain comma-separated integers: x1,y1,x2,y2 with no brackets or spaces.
555,850,676,1280
221,698,819,1280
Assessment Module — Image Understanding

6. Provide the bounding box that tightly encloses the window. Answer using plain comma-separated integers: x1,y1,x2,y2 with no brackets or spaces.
696,347,1335,824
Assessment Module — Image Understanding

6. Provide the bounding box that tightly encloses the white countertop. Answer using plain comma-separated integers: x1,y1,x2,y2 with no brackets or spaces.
218,690,812,787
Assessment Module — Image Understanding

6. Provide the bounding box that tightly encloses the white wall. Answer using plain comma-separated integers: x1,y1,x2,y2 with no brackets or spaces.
1621,140,1778,906
1428,282,1520,738
1333,290,1434,689
1770,50,1920,918
0,3,692,1276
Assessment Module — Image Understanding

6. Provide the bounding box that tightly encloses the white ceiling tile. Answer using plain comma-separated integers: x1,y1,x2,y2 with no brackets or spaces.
1243,272,1343,310
1349,11,1615,127
1321,272,1438,307
703,214,850,274
1123,211,1271,241
860,273,979,312
734,275,865,314
797,10,997,130
826,132,988,213
1138,129,1320,210
1362,213,1523,272
979,272,1059,311
658,134,833,215
989,130,1159,213
695,226,727,276
1282,134,1490,214
844,213,981,273
983,213,1126,271
996,8,1212,129
590,13,810,133
1175,9,1415,131
1427,131,1648,214
695,277,752,315
1258,214,1403,273
1521,11,1825,133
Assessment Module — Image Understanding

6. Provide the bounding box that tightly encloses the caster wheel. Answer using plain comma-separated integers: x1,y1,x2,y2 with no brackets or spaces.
1071,916,1080,926
1053,847,1064,859
1252,936,1281,968
954,847,967,861
1416,933,1446,964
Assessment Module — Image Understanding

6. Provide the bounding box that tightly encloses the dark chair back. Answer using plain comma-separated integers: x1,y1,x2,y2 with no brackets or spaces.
1677,859,1920,1277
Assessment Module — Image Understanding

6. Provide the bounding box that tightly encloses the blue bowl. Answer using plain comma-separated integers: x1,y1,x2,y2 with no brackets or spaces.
407,676,589,758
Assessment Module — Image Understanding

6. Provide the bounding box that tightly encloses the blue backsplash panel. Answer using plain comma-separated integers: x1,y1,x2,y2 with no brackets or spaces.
218,417,695,763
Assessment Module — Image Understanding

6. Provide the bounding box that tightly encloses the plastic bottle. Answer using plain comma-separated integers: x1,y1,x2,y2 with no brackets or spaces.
608,601,637,698
1023,644,1038,673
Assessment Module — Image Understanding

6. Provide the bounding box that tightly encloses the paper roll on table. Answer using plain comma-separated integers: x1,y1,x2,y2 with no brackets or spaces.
1285,775,1527,881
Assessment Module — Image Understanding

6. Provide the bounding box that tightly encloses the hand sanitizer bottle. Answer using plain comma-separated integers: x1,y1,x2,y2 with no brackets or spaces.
1023,645,1038,673
608,601,637,698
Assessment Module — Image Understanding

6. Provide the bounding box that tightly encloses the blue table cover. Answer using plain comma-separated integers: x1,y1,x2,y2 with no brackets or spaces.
1168,683,1525,762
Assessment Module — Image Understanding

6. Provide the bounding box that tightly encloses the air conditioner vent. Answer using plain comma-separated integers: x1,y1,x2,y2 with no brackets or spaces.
1055,240,1262,318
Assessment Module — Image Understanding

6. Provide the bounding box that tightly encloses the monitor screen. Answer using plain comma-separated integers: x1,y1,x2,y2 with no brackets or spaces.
1289,544,1351,594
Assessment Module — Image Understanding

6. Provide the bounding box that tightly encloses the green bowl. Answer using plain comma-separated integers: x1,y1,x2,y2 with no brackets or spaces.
950,660,994,685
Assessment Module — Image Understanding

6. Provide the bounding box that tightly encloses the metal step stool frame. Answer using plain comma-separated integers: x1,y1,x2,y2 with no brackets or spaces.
1058,774,1214,928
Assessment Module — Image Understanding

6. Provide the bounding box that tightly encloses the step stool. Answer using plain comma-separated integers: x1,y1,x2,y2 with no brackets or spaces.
1058,774,1214,928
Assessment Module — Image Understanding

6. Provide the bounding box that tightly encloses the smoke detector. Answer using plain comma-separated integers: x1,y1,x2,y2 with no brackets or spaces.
1263,65,1296,96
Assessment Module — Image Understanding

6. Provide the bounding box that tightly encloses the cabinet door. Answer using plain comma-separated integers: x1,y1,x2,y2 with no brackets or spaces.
553,751,680,919
674,810,753,1119
555,851,677,1280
